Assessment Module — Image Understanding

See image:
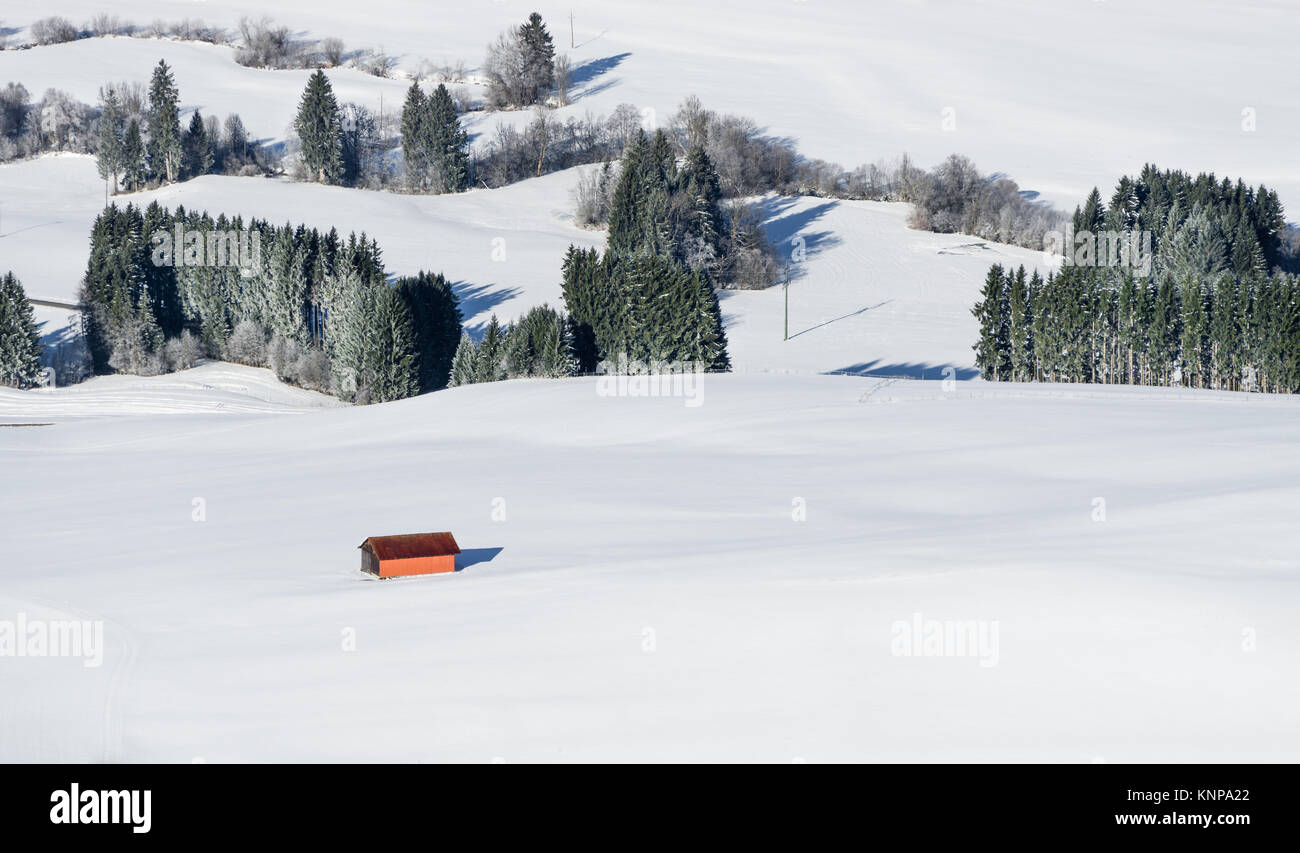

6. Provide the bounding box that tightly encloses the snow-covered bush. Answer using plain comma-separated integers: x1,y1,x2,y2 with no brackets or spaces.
30,17,80,46
225,320,268,366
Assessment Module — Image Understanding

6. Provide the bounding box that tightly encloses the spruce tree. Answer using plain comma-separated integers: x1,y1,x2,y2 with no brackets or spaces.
972,265,1009,380
182,110,213,179
396,271,464,391
0,272,43,388
518,13,555,105
295,70,344,185
475,315,507,383
449,332,478,387
146,60,182,184
96,86,124,194
427,84,470,193
121,119,146,192
400,82,429,190
1006,265,1031,382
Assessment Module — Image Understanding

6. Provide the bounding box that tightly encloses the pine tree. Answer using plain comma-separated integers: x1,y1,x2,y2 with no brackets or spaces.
426,84,469,193
121,119,146,192
96,86,124,194
146,60,182,184
396,271,463,391
295,70,344,184
1006,265,1032,382
182,110,213,179
449,332,478,387
475,315,507,383
518,13,556,105
972,264,1009,380
400,82,429,190
0,272,43,388
363,285,419,403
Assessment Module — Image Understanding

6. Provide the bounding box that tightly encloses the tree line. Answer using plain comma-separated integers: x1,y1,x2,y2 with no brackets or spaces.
80,203,463,403
972,167,1300,393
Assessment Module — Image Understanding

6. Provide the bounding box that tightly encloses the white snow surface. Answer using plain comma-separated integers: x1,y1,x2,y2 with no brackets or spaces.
0,1,1297,763
3,373,1298,761
3,1,1299,212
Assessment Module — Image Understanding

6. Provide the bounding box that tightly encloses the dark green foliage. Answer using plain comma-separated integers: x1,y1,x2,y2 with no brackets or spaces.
0,272,43,388
295,70,343,184
79,203,441,403
401,83,470,193
972,264,1009,380
396,271,464,391
182,110,214,179
146,60,182,183
121,119,146,191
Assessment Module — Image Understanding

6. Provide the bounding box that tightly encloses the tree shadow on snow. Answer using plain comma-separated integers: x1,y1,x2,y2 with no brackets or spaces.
788,300,892,339
569,53,631,100
826,361,979,381
453,281,525,334
754,198,842,279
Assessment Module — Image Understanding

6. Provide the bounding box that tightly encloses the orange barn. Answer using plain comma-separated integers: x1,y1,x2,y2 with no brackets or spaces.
359,532,461,578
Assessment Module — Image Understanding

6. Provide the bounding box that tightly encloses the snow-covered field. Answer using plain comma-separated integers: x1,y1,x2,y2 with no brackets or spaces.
2,1,1298,763
4,1,1299,212
3,372,1298,762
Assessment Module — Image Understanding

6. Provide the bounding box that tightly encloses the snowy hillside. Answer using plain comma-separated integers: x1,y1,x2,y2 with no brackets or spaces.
4,1,1299,212
2,0,1298,767
0,155,1054,376
3,373,1298,762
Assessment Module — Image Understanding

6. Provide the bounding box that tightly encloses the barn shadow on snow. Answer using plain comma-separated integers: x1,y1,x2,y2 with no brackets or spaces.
455,547,504,572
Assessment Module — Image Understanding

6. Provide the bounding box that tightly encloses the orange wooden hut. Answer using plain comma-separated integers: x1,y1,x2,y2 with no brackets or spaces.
359,532,461,578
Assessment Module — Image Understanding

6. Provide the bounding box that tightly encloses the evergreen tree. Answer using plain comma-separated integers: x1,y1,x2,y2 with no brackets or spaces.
0,272,43,388
475,315,508,383
96,86,124,194
146,60,182,184
449,332,478,387
427,84,470,193
518,13,556,105
400,82,429,190
972,264,1009,380
295,70,344,184
182,110,213,179
1006,265,1032,382
396,271,464,391
121,119,146,192
363,284,419,402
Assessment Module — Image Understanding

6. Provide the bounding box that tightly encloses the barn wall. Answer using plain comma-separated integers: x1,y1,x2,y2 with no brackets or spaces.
379,555,456,578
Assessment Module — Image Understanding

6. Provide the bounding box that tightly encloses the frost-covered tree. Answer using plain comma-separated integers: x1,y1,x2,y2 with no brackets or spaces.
96,86,124,193
449,332,478,387
295,70,343,184
0,272,42,388
146,60,182,183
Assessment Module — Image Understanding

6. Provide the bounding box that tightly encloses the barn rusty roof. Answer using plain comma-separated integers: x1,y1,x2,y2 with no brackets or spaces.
360,532,461,560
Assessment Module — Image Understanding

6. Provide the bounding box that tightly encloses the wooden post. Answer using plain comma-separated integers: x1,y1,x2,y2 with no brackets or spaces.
783,263,789,341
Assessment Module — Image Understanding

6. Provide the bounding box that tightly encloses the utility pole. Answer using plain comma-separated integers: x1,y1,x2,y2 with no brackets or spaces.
570,12,575,48
783,263,790,341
